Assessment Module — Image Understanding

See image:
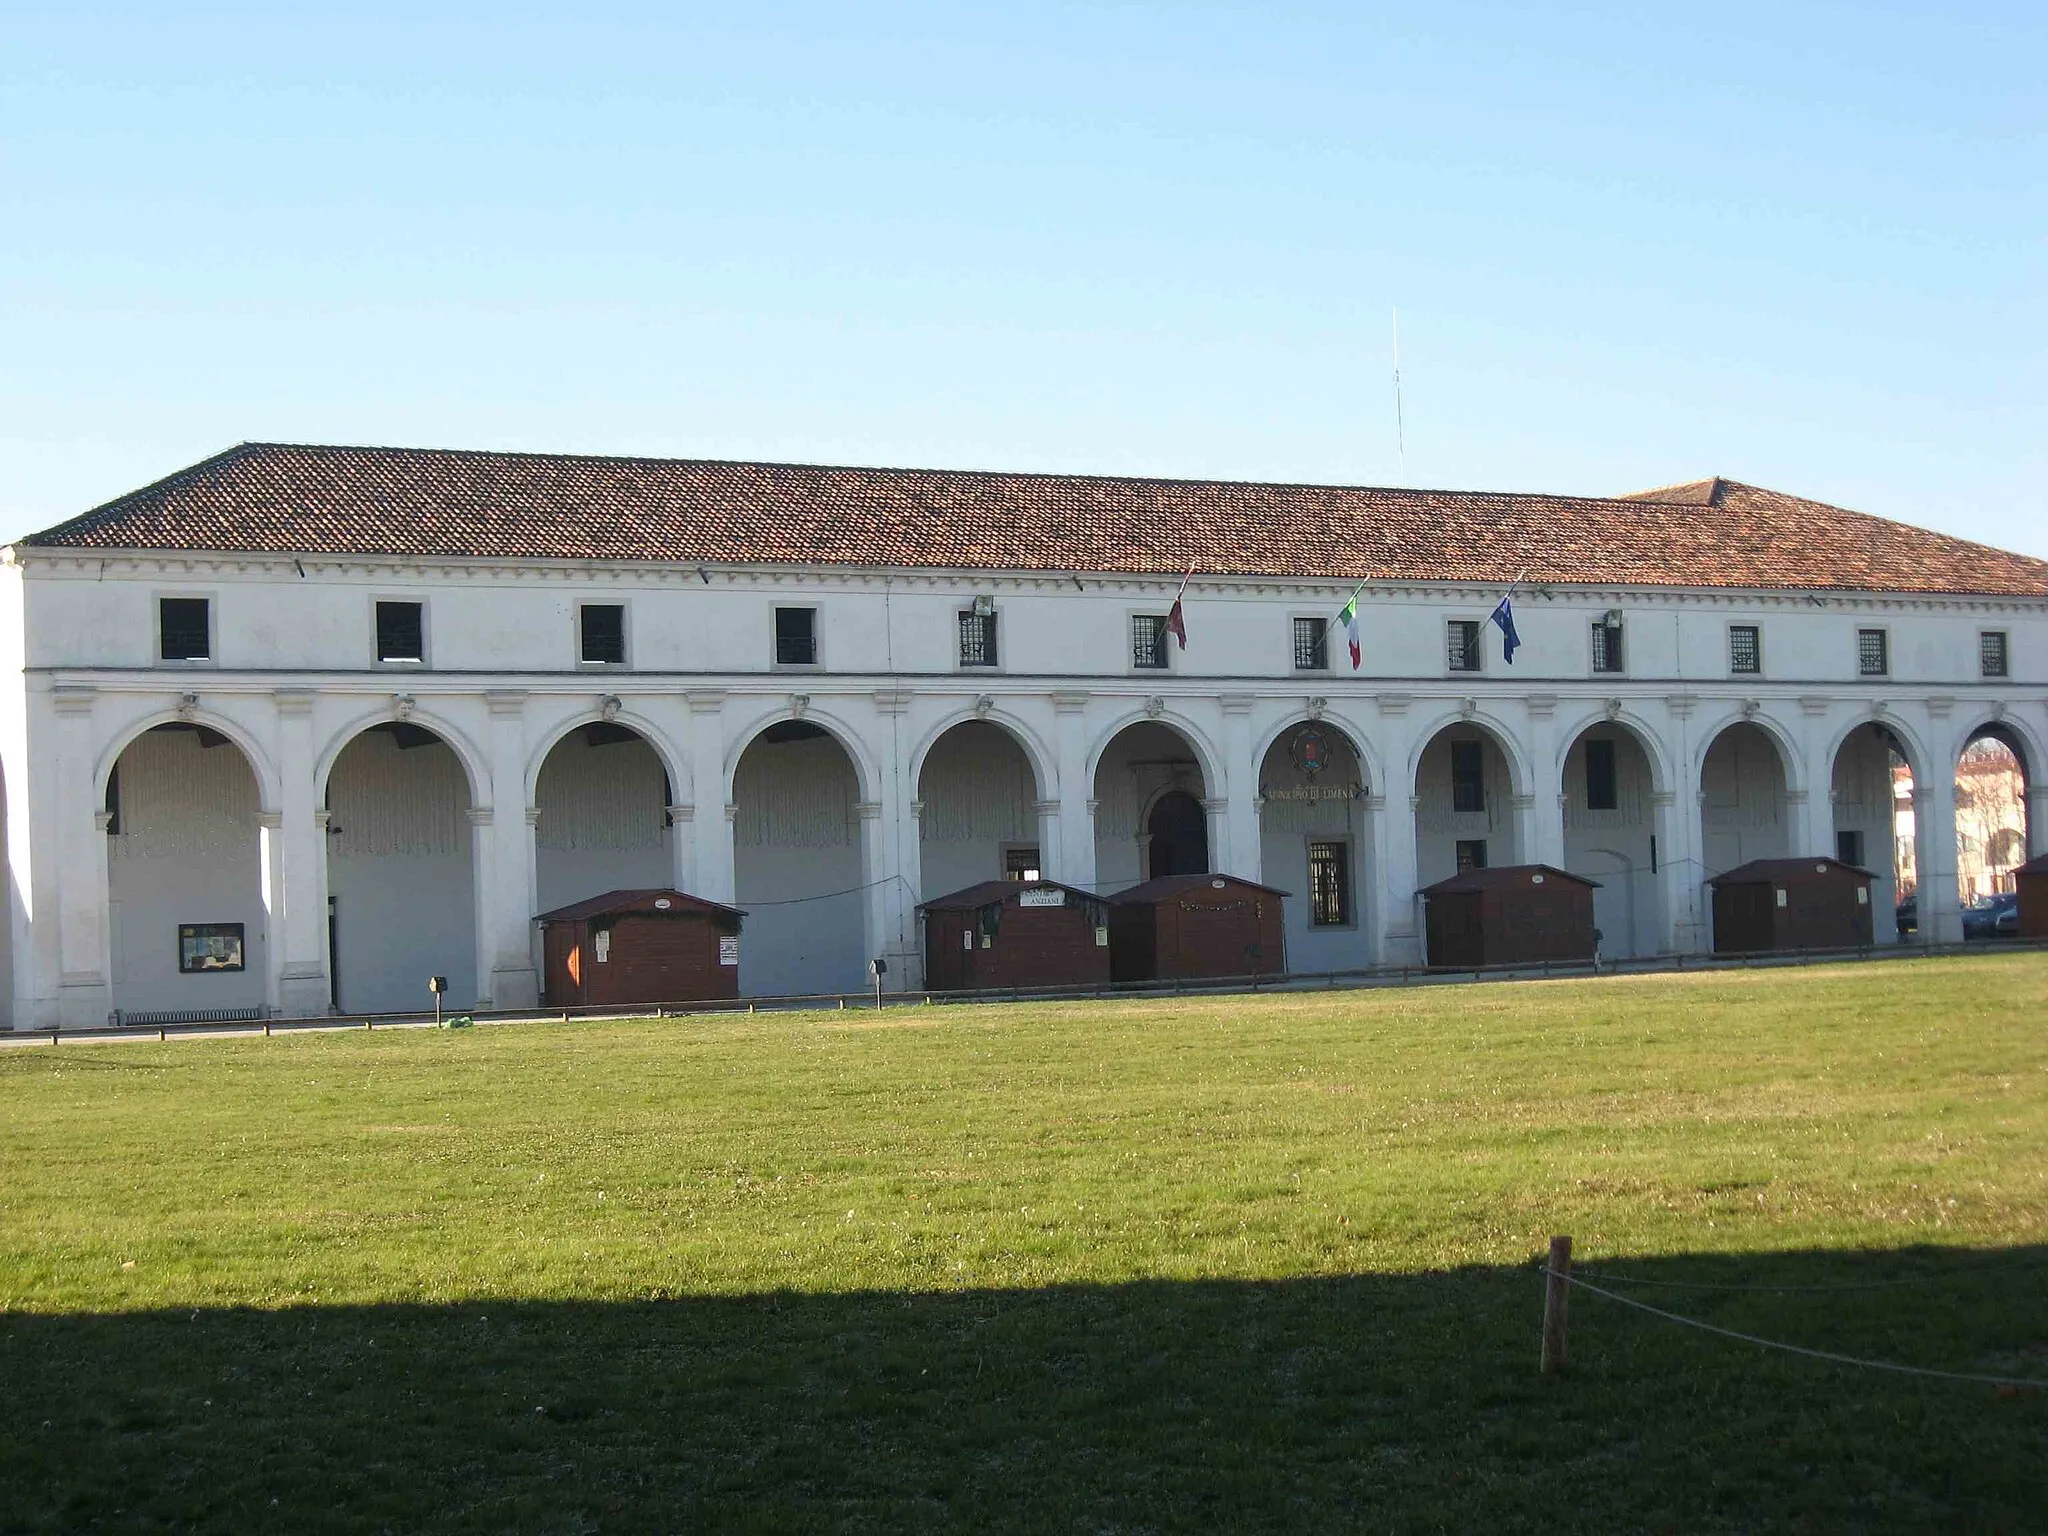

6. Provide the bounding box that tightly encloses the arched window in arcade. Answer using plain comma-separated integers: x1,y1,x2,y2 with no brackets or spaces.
1413,724,1519,886
917,720,1042,899
1093,722,1210,888
1561,724,1663,958
534,721,675,915
104,723,266,1019
1956,728,2031,905
1258,721,1370,968
731,720,867,998
325,721,479,1012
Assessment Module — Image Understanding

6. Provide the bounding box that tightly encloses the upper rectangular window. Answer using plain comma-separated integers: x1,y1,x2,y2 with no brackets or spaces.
1446,620,1482,673
1836,829,1865,869
1980,630,2009,679
579,603,626,665
1455,838,1488,872
774,607,818,666
158,597,211,662
1584,738,1619,811
1591,618,1624,674
958,610,998,668
1131,614,1170,670
1309,839,1352,926
1450,740,1486,814
1857,627,1889,677
1293,617,1329,671
1729,624,1761,675
375,600,425,663
1004,845,1041,881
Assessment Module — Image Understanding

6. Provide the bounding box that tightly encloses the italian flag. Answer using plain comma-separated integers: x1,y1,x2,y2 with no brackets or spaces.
1339,587,1363,669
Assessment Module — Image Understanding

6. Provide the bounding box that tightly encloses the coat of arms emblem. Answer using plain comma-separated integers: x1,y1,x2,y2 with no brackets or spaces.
1290,726,1330,779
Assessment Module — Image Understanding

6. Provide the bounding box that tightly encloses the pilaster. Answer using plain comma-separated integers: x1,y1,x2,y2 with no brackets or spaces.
1052,691,1095,890
271,688,330,1017
480,690,539,1009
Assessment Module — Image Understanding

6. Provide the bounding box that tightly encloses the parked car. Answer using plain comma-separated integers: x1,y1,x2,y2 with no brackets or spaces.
1961,893,2019,940
1895,895,1917,935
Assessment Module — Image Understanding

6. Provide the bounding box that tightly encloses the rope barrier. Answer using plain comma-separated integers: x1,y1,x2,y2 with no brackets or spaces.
1553,1268,2048,1388
1567,1258,2048,1294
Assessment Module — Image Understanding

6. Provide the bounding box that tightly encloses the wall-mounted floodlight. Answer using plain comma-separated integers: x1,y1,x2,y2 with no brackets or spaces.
972,594,996,616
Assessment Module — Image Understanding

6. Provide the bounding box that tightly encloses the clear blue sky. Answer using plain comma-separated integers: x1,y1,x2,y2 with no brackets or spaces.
4,3,2042,552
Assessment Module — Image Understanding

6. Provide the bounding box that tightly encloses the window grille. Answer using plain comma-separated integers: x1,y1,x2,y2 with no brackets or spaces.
958,611,999,667
1446,619,1481,673
775,607,818,666
1293,617,1329,671
1450,741,1486,814
1584,738,1618,811
1729,625,1761,675
1980,630,2009,679
1131,614,1170,669
159,597,210,661
1455,839,1488,872
1857,628,1888,677
376,601,424,663
1308,840,1351,926
1591,620,1624,673
1004,845,1041,881
579,604,626,665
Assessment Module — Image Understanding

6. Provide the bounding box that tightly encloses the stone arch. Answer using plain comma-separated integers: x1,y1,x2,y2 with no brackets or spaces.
315,705,488,807
1090,716,1217,891
1692,708,1803,798
532,716,680,917
1697,718,1794,877
1411,714,1526,886
1404,708,1530,802
1557,714,1668,959
1253,711,1384,798
722,704,880,807
908,708,1054,803
914,717,1048,898
1951,717,2034,904
1084,709,1226,801
95,707,280,815
1256,716,1375,969
1551,707,1672,797
527,707,688,810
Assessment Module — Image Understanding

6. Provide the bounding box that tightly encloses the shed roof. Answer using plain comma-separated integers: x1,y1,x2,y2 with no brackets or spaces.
1418,863,1600,896
1707,858,1874,886
918,878,1100,913
2008,853,2048,877
534,888,746,923
20,441,2048,597
1107,873,1291,904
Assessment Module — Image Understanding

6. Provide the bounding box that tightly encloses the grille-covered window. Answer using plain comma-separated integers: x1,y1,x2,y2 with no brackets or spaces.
376,600,424,663
958,611,998,667
1981,630,2009,679
1455,838,1487,872
159,597,211,661
775,607,818,666
1446,620,1481,673
1293,617,1329,671
1450,741,1486,814
1309,840,1351,926
1591,619,1624,673
1729,624,1761,675
1858,628,1889,677
1131,614,1170,669
1585,738,1618,811
1004,845,1041,881
580,604,626,665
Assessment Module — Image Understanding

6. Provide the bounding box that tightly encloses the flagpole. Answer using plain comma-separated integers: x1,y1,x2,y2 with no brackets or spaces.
1323,577,1370,635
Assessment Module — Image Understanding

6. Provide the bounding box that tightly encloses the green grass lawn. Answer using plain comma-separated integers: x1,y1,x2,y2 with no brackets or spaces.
3,954,2046,1532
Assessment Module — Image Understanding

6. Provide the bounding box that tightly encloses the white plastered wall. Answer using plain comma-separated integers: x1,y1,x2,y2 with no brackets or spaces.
1257,724,1371,973
1413,727,1520,887
1093,721,1209,893
1561,729,1663,958
1700,723,1790,878
732,728,865,996
917,721,1039,901
534,729,674,914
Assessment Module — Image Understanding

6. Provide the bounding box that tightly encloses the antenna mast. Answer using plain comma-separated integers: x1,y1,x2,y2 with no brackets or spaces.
1392,307,1406,473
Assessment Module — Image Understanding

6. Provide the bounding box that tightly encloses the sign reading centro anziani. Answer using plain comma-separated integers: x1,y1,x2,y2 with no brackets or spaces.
1018,887,1066,907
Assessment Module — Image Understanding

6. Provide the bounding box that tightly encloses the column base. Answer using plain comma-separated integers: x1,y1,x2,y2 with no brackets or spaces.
277,964,330,1020
488,965,540,1012
57,973,113,1030
1381,927,1425,967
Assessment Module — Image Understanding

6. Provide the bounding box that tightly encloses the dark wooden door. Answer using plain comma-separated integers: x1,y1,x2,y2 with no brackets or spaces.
1147,790,1210,878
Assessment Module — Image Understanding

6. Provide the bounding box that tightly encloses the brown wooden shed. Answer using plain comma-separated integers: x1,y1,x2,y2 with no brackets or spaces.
536,888,746,1007
1708,858,1874,955
2010,853,2048,939
1419,864,1600,969
919,879,1112,992
1107,874,1288,983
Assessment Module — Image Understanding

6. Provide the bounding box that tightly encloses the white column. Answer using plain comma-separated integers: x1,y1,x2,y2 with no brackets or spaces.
1509,792,1538,867
1032,799,1059,880
2027,785,2047,860
272,689,330,1017
1378,793,1424,965
667,804,695,892
1797,733,1840,859
1660,696,1707,954
466,806,495,1009
1202,795,1231,876
1915,777,1962,945
257,810,285,1016
687,691,733,905
1219,694,1261,880
51,685,112,1027
1052,692,1095,891
481,689,540,1010
873,691,919,986
1523,700,1564,869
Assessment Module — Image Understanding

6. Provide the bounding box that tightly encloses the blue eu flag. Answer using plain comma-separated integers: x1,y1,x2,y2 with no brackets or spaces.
1489,595,1521,664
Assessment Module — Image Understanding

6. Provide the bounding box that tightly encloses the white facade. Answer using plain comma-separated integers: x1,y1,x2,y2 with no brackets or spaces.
1,547,2042,1027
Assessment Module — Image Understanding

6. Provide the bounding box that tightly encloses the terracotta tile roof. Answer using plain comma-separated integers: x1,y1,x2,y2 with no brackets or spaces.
20,442,2048,596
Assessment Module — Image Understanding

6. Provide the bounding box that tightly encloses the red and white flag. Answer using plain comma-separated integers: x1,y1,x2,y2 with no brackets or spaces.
1165,571,1193,649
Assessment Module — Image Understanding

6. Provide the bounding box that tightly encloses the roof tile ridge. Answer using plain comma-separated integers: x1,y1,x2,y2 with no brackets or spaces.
16,442,262,546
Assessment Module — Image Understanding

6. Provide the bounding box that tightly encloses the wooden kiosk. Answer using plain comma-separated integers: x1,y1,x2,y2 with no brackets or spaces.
536,888,746,1007
1708,858,1874,954
918,879,1112,992
2011,852,2048,939
1107,874,1288,982
1419,864,1599,969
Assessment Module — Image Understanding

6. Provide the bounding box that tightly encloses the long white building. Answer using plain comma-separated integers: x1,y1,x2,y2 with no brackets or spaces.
2,443,2042,1028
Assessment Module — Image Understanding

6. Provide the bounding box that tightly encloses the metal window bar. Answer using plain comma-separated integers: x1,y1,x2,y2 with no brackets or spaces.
775,607,817,665
1132,614,1168,669
1308,840,1350,925
1980,631,2008,678
1729,625,1761,675
1447,620,1480,672
1858,628,1888,676
958,611,998,667
1592,621,1624,673
1294,617,1329,670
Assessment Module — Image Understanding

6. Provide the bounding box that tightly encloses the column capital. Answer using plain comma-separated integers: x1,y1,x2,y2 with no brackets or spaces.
466,806,494,826
724,802,740,823
686,689,727,714
1363,794,1387,813
94,809,114,833
856,800,884,821
1201,795,1229,814
256,810,284,830
1510,793,1535,811
1650,789,1676,809
1785,788,1808,806
908,799,926,820
272,687,316,716
1030,798,1059,816
1051,690,1090,714
485,689,528,718
524,805,542,827
667,804,694,824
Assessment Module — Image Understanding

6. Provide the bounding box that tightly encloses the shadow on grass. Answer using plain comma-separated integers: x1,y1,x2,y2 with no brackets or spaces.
4,1247,2045,1534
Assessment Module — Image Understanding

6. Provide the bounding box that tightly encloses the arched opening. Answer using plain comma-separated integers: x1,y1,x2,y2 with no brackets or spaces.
326,722,478,1011
1561,723,1664,958
105,723,266,1019
1957,728,2029,914
1832,722,1913,942
534,722,675,915
1413,724,1520,886
1093,722,1209,889
917,720,1043,897
1699,722,1790,876
732,720,866,996
1257,720,1370,969
0,758,12,1029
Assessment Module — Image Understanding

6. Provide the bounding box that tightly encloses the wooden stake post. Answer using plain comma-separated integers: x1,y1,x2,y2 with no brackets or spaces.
1541,1234,1572,1373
